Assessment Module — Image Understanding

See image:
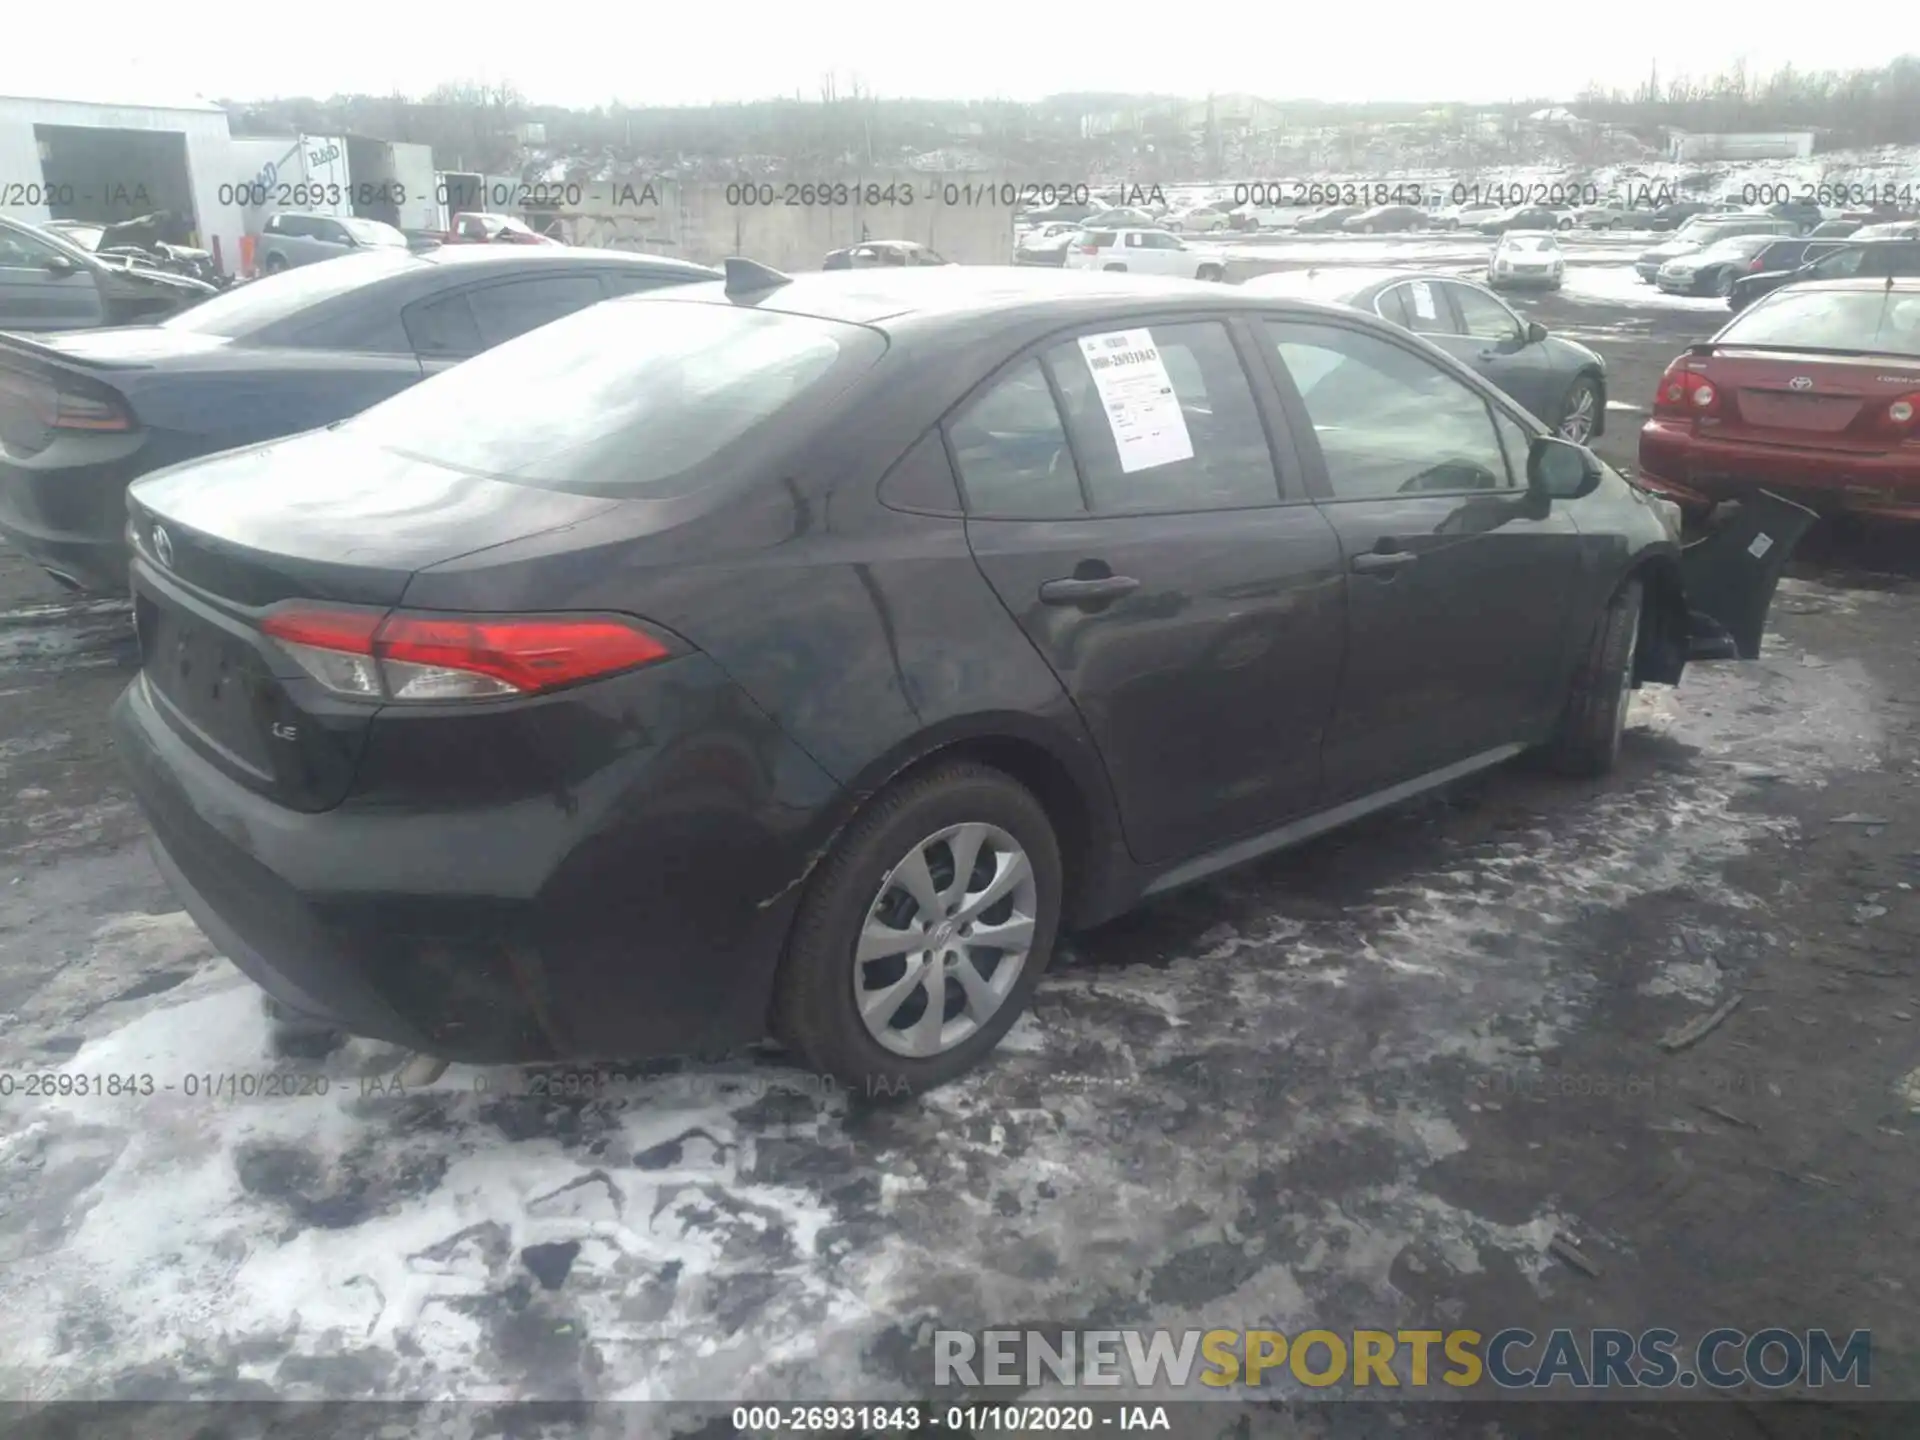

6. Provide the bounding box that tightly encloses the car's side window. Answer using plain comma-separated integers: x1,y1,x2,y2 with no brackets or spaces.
1812,247,1864,278
1451,284,1523,344
402,290,483,357
1124,233,1146,248
0,228,65,267
463,275,607,348
1374,285,1414,328
1399,278,1459,337
1265,319,1510,500
1046,321,1281,513
947,358,1085,518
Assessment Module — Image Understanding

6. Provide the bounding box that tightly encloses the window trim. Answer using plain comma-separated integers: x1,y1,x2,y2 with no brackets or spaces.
1443,279,1526,346
1254,309,1545,505
938,310,1309,521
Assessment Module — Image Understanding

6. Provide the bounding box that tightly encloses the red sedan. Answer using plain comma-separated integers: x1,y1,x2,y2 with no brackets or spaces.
1638,276,1920,522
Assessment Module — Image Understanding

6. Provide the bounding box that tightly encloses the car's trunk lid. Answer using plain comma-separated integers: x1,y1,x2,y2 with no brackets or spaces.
1702,347,1920,450
126,428,619,811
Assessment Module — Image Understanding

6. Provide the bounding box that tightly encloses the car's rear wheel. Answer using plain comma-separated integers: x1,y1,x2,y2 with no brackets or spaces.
772,762,1063,1094
1197,263,1224,281
262,254,288,274
1556,375,1601,443
1542,577,1643,777
1103,263,1127,272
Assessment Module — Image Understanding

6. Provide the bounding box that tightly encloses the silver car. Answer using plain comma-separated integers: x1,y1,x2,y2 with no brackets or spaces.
256,212,409,273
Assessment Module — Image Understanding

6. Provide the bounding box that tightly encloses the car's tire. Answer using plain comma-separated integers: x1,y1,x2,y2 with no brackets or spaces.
771,761,1064,1095
1713,268,1735,297
1555,374,1601,443
262,254,289,274
1542,577,1643,777
1196,263,1224,282
1102,263,1127,272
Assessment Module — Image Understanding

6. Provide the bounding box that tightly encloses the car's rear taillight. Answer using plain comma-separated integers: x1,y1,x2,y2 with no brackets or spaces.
1653,358,1720,418
0,367,134,433
1882,392,1920,435
259,605,672,702
1748,256,1767,271
1077,242,1100,254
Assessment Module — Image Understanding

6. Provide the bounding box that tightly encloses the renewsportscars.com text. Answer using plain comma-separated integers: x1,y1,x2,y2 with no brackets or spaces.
935,1327,1871,1391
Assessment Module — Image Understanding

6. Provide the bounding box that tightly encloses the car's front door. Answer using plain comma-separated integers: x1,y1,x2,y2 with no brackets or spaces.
953,318,1348,864
0,228,105,330
1440,281,1556,421
1258,314,1585,802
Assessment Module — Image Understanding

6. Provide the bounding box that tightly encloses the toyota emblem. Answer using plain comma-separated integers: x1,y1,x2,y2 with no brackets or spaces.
153,525,174,569
1788,376,1813,391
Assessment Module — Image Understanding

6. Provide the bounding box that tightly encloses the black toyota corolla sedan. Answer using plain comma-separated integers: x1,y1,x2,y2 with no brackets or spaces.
111,264,1811,1091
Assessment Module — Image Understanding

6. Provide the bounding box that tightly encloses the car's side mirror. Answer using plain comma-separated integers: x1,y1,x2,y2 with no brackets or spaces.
1527,435,1602,501
1525,320,1549,343
44,254,76,276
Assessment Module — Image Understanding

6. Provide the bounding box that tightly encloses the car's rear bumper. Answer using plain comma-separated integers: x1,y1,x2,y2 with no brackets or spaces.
1638,418,1920,519
112,653,846,1064
0,449,146,592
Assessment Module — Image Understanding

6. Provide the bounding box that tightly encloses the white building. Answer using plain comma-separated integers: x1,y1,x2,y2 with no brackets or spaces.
0,89,253,274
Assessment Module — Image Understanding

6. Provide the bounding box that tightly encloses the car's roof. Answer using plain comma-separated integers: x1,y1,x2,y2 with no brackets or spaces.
416,245,715,277
636,266,1312,329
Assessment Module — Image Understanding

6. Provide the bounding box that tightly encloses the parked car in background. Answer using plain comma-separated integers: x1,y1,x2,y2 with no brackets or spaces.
1570,201,1644,229
1640,277,1920,523
1018,200,1097,225
1486,232,1565,289
0,246,716,593
1654,234,1783,297
0,214,215,332
1728,237,1920,312
1854,220,1920,241
1344,204,1428,233
1240,266,1606,442
45,215,225,288
442,212,563,248
1807,219,1864,239
822,240,950,269
1476,206,1561,235
1764,199,1827,234
1432,203,1501,231
1644,201,1722,232
1081,208,1156,230
1635,214,1797,281
1293,205,1365,233
257,212,412,272
1165,204,1231,233
1014,226,1083,267
1063,228,1228,280
110,264,1798,1093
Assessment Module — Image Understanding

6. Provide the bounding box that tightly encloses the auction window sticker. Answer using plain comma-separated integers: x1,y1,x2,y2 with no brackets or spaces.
1077,329,1194,474
1408,280,1439,320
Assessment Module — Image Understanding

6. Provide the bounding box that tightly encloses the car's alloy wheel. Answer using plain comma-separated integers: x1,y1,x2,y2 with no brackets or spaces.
854,822,1038,1058
772,762,1062,1092
1558,378,1599,444
1714,269,1734,296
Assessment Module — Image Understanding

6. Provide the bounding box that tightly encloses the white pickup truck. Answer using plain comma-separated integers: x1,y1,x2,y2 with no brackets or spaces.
1062,226,1229,281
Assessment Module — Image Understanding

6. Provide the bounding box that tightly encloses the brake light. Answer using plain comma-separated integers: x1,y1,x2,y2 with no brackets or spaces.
1653,358,1720,418
1748,256,1767,271
259,606,672,701
0,368,134,432
1077,242,1100,254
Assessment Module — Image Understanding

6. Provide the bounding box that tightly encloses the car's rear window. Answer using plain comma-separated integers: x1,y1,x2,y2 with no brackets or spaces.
161,250,418,337
341,298,887,496
1719,289,1920,356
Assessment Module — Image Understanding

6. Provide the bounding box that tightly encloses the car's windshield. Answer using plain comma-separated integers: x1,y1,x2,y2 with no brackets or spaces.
1504,235,1557,252
160,249,417,336
341,298,887,495
1720,288,1920,355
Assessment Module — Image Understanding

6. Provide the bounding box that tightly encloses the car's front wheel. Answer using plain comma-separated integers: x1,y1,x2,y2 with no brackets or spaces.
1713,268,1735,297
772,762,1063,1094
1542,577,1643,776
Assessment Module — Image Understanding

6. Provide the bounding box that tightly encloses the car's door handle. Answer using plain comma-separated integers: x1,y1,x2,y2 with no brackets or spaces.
1039,575,1141,604
1351,551,1419,574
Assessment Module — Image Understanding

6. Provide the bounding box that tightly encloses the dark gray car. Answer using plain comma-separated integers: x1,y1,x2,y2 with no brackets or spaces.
0,214,214,331
1240,267,1608,443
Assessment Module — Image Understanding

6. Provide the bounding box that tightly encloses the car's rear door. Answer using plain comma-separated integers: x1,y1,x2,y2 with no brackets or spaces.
954,316,1347,865
1256,313,1584,801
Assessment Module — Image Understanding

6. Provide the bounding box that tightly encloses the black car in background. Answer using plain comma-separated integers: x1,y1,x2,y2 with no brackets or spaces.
0,246,716,593
1727,237,1920,311
1476,206,1563,234
1765,199,1826,233
110,265,1805,1091
1644,201,1722,231
0,214,215,333
1652,234,1786,296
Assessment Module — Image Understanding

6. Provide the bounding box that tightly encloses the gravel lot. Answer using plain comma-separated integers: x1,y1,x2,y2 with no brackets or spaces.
2,262,1917,1427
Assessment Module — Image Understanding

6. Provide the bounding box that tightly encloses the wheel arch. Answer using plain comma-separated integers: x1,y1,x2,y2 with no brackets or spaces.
1629,551,1689,686
1572,364,1608,436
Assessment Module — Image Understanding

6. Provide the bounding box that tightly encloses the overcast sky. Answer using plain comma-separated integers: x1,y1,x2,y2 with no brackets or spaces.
11,5,1913,110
